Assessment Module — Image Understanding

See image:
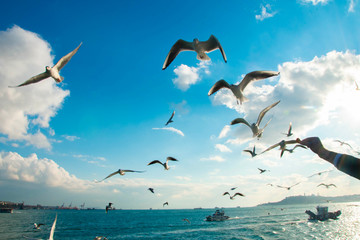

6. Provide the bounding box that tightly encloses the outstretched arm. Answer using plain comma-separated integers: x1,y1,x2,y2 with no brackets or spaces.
297,137,360,180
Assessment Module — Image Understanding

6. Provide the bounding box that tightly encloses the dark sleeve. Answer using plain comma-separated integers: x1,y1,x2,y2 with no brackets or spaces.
336,154,360,180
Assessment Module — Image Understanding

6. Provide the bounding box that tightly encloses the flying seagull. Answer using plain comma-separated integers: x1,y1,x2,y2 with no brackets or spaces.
208,71,280,105
308,170,333,178
261,139,298,157
230,100,280,139
163,202,169,207
165,111,175,126
162,35,227,70
9,43,82,87
182,218,191,224
282,122,293,137
283,144,307,154
243,146,257,157
317,183,337,189
230,187,237,191
33,223,45,230
105,202,113,214
276,182,301,190
96,169,145,182
49,214,57,240
223,192,245,199
258,168,269,174
148,157,178,170
148,188,155,194
334,140,353,149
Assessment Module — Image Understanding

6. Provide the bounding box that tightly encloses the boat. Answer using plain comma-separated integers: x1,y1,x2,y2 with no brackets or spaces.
305,206,341,221
0,208,13,213
206,209,230,221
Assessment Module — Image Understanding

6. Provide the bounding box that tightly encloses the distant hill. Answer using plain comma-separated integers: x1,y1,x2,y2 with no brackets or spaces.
258,194,360,206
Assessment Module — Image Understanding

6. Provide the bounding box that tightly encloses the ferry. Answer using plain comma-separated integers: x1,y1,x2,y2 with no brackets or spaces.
206,209,230,221
305,206,341,221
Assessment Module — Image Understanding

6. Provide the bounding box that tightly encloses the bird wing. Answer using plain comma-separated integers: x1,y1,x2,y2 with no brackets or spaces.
201,35,227,62
276,185,287,189
258,168,264,172
261,141,282,154
239,70,279,92
317,183,326,187
9,72,51,88
256,100,280,126
329,184,337,187
208,79,231,96
99,170,120,181
162,39,194,70
167,156,178,161
163,202,168,206
165,111,175,125
243,150,253,155
290,182,300,188
53,42,82,71
230,118,251,128
293,144,307,150
148,160,163,166
233,192,245,197
223,192,230,196
183,218,190,223
344,142,353,149
122,170,145,173
49,214,57,240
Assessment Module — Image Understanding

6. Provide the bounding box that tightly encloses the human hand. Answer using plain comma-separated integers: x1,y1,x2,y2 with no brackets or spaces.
296,137,323,154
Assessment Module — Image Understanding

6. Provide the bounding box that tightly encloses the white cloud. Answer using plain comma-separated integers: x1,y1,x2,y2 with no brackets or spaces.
0,151,92,191
255,4,277,21
0,26,70,149
215,144,232,153
348,0,357,12
172,62,210,91
200,155,225,162
213,50,360,147
152,127,184,136
62,135,80,141
175,176,191,181
301,0,330,5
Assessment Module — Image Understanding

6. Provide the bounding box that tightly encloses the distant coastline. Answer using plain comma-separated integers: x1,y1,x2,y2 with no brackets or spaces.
257,194,360,207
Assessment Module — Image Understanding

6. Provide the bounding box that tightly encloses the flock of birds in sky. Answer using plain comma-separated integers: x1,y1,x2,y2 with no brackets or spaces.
9,34,360,239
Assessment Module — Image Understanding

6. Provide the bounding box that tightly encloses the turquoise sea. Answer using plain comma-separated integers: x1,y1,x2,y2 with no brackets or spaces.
1,203,359,239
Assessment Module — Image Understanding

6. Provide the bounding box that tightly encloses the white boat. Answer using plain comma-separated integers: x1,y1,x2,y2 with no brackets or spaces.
305,206,341,221
206,209,230,221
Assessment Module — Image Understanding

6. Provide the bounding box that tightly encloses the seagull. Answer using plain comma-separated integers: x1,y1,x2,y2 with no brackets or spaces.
334,140,353,149
162,35,227,70
105,203,113,214
148,157,178,170
182,218,191,224
163,202,169,207
9,43,82,87
223,192,245,199
49,214,57,240
261,139,298,157
282,122,293,137
243,146,257,157
276,182,301,190
96,169,145,182
148,188,155,194
267,183,274,187
208,71,280,105
317,183,337,189
165,111,175,126
230,187,237,191
308,170,333,178
33,223,45,229
258,168,269,174
283,144,307,154
230,100,280,138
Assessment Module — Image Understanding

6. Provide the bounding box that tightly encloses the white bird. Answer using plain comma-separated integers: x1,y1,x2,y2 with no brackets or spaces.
33,223,45,230
162,35,227,70
223,192,245,199
334,140,353,149
317,183,337,189
182,218,191,224
261,139,298,157
96,169,145,182
307,170,333,178
243,146,257,157
165,111,175,126
282,122,293,137
230,100,280,138
163,202,169,207
276,182,301,190
258,168,269,174
9,43,82,87
208,71,280,105
49,214,57,240
147,157,178,170
283,144,307,154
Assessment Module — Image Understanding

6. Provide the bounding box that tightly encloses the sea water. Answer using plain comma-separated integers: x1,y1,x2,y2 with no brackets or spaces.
0,202,359,239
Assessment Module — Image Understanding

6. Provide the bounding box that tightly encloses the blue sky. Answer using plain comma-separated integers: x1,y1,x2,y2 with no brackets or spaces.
1,0,360,209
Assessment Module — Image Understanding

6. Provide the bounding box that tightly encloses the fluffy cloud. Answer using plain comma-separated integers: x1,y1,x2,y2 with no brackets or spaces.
200,155,225,162
152,127,185,136
255,4,277,21
301,0,330,5
0,26,69,149
62,135,80,141
218,125,231,139
215,144,232,153
172,62,210,91
0,151,92,191
212,50,360,146
348,0,357,12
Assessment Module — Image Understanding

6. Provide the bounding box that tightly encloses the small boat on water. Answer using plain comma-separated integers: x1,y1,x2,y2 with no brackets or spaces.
305,206,341,221
206,209,229,221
